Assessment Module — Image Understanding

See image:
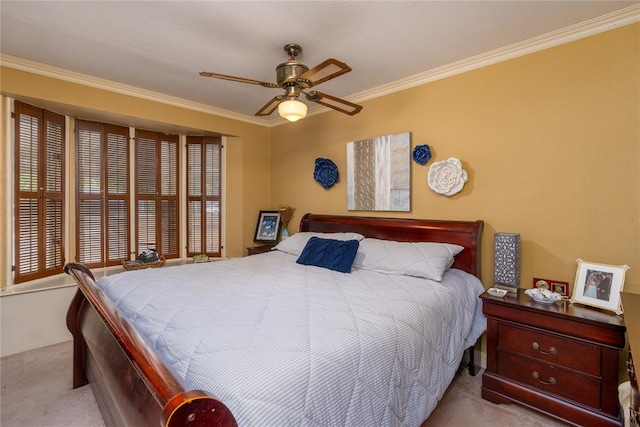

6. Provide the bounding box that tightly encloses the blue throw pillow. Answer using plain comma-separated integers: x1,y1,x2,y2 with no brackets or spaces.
296,237,360,273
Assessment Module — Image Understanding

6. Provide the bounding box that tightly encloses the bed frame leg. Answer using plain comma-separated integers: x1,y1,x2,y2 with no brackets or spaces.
66,289,88,388
457,345,478,376
467,344,477,376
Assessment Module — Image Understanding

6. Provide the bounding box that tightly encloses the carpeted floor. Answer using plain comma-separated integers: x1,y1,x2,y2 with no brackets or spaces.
423,368,566,426
1,341,104,426
1,341,565,426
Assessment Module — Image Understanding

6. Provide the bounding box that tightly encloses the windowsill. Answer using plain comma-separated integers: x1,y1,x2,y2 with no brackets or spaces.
0,257,228,297
0,275,78,297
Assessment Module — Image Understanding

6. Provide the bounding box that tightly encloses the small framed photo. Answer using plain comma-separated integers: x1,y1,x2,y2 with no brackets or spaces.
550,281,569,297
570,259,629,314
254,210,281,242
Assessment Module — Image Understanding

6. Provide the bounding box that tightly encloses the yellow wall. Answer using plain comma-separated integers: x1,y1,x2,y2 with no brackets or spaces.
0,68,272,270
270,24,640,294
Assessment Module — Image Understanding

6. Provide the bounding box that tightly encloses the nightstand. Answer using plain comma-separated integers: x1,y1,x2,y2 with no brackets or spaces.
246,243,277,256
481,288,626,426
621,292,640,426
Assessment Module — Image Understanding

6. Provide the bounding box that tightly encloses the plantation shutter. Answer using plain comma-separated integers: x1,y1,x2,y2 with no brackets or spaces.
135,130,179,258
76,120,129,267
106,127,130,262
14,101,65,283
186,136,221,257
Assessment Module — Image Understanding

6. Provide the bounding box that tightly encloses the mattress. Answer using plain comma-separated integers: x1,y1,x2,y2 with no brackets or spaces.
97,250,486,426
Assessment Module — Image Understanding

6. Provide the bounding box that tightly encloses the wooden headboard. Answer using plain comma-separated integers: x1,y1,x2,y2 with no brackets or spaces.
299,213,484,278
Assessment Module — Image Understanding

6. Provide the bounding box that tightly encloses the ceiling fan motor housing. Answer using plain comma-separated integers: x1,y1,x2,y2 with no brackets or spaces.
277,61,310,88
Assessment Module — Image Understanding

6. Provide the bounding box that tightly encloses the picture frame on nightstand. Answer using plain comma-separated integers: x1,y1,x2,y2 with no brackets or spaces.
254,210,281,242
570,259,629,314
551,282,568,296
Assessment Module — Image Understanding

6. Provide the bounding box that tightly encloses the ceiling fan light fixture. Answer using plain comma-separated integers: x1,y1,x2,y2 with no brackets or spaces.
278,99,307,122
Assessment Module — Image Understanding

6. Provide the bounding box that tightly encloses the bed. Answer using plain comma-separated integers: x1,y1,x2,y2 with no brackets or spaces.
65,213,485,426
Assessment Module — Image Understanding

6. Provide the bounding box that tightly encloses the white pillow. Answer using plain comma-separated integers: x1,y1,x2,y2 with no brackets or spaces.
352,238,464,281
274,232,365,257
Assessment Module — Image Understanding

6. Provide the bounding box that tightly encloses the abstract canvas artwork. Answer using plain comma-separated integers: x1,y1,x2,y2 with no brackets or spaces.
346,132,411,211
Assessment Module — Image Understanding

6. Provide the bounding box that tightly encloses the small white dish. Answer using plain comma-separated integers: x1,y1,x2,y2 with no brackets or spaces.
524,288,562,304
487,287,508,297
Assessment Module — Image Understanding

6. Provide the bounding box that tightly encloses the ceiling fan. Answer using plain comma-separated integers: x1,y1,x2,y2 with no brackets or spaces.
200,43,362,122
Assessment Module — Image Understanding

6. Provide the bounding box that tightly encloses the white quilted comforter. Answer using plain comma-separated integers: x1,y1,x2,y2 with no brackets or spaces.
97,251,486,426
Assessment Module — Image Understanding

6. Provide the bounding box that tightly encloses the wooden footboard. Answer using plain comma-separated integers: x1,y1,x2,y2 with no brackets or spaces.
65,263,237,427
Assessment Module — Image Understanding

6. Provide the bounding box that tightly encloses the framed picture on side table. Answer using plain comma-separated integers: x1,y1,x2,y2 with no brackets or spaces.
550,282,569,297
570,259,629,314
254,210,281,242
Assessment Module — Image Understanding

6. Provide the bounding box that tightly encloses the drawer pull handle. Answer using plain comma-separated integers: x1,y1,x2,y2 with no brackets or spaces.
532,341,556,355
532,371,556,385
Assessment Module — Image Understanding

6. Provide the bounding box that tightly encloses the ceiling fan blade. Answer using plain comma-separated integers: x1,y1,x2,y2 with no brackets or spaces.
199,72,279,88
305,91,362,116
297,59,351,86
255,96,284,116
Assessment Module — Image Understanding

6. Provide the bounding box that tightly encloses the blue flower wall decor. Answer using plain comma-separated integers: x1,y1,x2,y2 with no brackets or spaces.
314,158,338,189
412,144,432,165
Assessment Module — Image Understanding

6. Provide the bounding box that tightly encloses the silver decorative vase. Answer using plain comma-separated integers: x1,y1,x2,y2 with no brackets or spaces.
493,232,521,293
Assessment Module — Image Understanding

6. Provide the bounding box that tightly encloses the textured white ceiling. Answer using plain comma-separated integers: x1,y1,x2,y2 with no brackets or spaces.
1,1,638,124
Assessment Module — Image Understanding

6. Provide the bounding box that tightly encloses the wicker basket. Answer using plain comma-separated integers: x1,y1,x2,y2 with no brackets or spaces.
122,255,166,271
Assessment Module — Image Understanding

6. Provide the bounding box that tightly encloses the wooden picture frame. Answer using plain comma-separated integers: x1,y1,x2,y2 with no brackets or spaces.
570,259,629,314
254,210,281,242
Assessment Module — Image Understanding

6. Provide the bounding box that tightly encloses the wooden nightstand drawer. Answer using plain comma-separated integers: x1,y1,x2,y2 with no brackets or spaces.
498,322,601,376
498,350,601,408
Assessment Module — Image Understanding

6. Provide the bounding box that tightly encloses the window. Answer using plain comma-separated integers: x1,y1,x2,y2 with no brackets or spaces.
11,102,223,285
14,101,65,283
135,130,179,258
76,120,129,267
186,136,222,257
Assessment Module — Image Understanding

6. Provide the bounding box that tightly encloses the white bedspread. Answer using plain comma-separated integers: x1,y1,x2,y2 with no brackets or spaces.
97,251,486,426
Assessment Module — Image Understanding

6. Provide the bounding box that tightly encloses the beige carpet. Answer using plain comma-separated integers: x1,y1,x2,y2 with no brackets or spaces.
1,341,104,426
1,341,565,426
423,369,565,427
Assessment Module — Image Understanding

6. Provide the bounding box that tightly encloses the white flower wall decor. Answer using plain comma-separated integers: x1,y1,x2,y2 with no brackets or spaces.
427,157,468,196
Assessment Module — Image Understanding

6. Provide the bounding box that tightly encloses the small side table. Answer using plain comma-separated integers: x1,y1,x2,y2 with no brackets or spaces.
481,288,625,426
247,243,277,256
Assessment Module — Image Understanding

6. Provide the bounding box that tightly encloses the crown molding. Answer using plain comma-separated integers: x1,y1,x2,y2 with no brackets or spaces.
0,54,270,127
347,4,640,105
2,4,638,128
